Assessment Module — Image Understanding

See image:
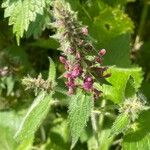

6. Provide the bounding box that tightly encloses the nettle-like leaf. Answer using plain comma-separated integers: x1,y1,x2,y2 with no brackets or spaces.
26,13,50,38
110,113,130,136
122,110,150,150
15,91,52,141
68,90,94,149
102,67,143,103
2,0,46,44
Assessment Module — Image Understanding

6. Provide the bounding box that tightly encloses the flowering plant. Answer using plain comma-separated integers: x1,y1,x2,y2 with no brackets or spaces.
0,0,150,149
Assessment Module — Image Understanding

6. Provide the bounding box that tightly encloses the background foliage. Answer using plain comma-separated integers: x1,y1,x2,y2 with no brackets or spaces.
0,0,150,150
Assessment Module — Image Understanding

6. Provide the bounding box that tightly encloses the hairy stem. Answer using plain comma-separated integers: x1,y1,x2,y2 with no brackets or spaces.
99,99,106,131
91,112,99,149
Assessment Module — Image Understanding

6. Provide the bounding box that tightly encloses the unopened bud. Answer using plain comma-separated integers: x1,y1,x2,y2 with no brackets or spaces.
76,52,81,60
59,56,66,64
98,49,106,56
81,26,88,35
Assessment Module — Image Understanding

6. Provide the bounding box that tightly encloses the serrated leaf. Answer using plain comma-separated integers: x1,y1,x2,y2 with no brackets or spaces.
26,11,51,38
122,110,150,150
48,57,56,83
15,91,52,141
68,91,94,149
102,67,143,103
111,113,130,136
2,0,46,44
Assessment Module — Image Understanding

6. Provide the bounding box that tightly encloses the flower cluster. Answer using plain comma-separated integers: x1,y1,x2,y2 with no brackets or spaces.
119,94,149,121
22,74,52,94
52,0,110,99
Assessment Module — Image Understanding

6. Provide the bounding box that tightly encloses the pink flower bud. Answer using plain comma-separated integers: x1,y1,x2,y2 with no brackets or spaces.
98,49,106,56
67,47,75,53
81,26,88,35
59,56,66,64
71,64,83,78
64,73,71,78
68,87,74,95
76,52,81,60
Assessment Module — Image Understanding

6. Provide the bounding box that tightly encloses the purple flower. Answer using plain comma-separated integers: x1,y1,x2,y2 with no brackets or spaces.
71,64,83,78
66,78,75,87
66,77,76,94
83,76,93,91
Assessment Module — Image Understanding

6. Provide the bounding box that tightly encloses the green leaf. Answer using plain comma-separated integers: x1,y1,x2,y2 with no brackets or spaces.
0,111,33,150
48,57,56,83
15,91,52,141
92,7,134,43
102,67,143,103
26,12,51,38
122,110,150,150
68,91,94,149
17,137,34,150
0,126,18,150
102,34,131,67
125,76,136,98
2,0,46,44
110,113,130,136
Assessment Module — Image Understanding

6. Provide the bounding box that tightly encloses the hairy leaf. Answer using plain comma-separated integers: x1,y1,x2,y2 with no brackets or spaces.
68,91,94,149
15,91,52,141
2,0,46,44
111,113,130,136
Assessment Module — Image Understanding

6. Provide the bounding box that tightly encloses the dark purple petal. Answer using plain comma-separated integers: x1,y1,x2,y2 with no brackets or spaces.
83,76,93,91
